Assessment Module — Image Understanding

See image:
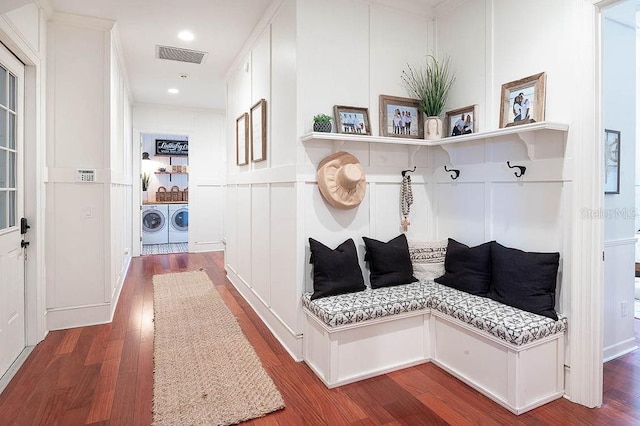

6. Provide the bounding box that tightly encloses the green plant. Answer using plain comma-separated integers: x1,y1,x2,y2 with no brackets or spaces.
401,55,455,117
142,172,150,191
313,113,333,123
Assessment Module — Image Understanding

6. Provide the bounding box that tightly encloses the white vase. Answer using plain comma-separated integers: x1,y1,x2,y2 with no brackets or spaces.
424,116,443,140
142,190,149,203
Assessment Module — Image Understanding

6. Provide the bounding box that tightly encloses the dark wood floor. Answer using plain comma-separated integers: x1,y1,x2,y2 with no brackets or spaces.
1,251,639,425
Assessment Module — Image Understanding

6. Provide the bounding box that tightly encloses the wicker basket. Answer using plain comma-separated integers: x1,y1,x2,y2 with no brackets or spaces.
182,187,188,202
156,186,167,202
170,185,181,202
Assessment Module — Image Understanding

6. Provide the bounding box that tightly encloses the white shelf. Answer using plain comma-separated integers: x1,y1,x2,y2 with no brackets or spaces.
301,121,569,164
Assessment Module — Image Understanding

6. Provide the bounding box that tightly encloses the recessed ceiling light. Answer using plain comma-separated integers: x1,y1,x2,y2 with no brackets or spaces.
168,88,179,94
178,30,194,41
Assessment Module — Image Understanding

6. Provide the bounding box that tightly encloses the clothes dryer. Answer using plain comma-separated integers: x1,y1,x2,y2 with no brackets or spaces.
168,204,188,243
142,204,169,245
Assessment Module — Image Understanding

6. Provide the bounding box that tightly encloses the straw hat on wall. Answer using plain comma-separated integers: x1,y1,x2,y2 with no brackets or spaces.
317,151,366,210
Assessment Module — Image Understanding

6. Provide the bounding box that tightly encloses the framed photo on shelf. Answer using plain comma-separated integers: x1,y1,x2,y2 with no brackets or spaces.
334,105,371,135
604,129,620,194
445,105,478,137
236,112,249,166
379,95,423,138
499,72,546,128
250,98,267,162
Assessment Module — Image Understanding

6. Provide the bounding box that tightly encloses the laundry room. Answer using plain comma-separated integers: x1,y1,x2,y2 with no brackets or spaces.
141,132,189,255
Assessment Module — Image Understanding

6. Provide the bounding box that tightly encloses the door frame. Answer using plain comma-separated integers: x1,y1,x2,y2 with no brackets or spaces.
132,127,194,256
0,14,47,349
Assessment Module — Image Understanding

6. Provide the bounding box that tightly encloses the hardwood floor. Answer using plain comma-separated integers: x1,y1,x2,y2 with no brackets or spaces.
1,251,639,424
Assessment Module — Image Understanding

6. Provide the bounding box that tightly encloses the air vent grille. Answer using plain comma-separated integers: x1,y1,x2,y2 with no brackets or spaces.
156,45,208,64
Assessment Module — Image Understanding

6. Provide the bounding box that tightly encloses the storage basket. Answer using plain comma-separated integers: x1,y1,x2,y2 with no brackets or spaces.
156,186,167,202
182,187,188,202
170,185,181,202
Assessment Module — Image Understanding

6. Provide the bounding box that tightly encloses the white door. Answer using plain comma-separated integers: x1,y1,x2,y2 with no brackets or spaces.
0,44,25,379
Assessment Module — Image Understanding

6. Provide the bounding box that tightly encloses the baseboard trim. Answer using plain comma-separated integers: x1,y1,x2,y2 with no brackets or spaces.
603,338,638,362
226,268,303,361
0,346,34,394
47,303,113,330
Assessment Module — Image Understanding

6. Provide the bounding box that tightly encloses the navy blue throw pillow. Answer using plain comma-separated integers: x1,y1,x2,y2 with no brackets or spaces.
309,238,365,300
362,234,418,289
434,238,493,296
488,241,560,320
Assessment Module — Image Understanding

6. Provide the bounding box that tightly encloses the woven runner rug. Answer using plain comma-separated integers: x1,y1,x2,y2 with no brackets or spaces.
153,270,285,425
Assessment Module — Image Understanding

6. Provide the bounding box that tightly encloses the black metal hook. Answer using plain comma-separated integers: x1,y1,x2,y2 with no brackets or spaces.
506,161,526,178
401,166,416,178
444,166,460,180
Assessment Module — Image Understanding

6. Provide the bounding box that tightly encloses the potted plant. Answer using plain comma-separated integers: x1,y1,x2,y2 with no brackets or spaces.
142,172,150,203
402,55,455,140
313,114,333,133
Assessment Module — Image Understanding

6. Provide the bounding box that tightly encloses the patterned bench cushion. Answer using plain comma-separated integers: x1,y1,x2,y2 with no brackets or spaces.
424,281,567,346
302,282,430,327
302,281,567,346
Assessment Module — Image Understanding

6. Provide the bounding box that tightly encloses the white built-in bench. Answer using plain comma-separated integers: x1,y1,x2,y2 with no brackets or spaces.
302,280,567,415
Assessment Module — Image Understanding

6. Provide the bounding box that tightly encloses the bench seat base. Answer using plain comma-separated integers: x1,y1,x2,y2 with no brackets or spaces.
303,307,564,415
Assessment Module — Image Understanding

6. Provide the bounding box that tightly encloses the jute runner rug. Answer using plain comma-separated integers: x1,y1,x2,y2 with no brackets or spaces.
153,270,285,425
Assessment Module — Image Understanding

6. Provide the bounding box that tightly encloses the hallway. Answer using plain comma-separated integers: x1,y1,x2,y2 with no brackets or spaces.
1,252,639,424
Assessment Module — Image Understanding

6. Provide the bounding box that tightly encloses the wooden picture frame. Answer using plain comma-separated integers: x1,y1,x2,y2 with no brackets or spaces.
604,129,620,194
334,105,371,135
379,95,423,138
445,105,478,137
236,113,248,166
250,99,267,162
499,72,546,128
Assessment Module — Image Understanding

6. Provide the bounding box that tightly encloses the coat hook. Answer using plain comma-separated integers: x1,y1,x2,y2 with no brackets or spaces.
401,166,416,177
444,166,460,180
506,161,526,178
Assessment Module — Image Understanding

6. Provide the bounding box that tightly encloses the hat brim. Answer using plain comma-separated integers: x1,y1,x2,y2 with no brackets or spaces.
317,152,366,210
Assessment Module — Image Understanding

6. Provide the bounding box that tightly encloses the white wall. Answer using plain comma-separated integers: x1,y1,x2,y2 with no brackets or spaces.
133,104,225,253
433,0,612,406
226,0,606,408
46,13,132,329
225,0,431,360
602,1,637,361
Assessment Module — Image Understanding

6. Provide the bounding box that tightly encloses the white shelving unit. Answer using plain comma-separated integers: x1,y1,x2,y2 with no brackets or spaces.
301,121,569,164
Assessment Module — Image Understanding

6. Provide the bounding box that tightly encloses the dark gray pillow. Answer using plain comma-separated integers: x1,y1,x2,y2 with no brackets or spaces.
362,234,418,289
309,238,365,300
434,238,492,296
488,241,559,320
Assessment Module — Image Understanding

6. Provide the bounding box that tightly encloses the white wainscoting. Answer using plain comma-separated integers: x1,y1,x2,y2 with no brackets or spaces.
603,238,638,361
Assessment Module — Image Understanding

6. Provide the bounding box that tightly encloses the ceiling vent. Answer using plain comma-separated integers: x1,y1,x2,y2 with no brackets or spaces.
155,45,208,65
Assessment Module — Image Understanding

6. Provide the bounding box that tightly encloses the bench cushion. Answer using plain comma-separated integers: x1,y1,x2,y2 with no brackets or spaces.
302,281,429,327
303,280,567,346
421,281,566,346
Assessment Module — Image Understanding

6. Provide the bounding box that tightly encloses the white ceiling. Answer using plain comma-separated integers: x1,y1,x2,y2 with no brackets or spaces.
50,0,274,110
50,0,444,111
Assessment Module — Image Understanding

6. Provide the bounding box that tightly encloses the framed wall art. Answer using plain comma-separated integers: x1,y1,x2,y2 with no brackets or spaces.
334,105,371,135
499,72,546,128
379,95,423,138
250,98,267,162
155,139,188,156
604,129,620,194
236,112,248,166
445,105,478,137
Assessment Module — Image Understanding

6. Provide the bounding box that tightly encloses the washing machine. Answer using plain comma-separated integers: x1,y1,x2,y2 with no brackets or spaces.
142,204,169,245
168,204,188,243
